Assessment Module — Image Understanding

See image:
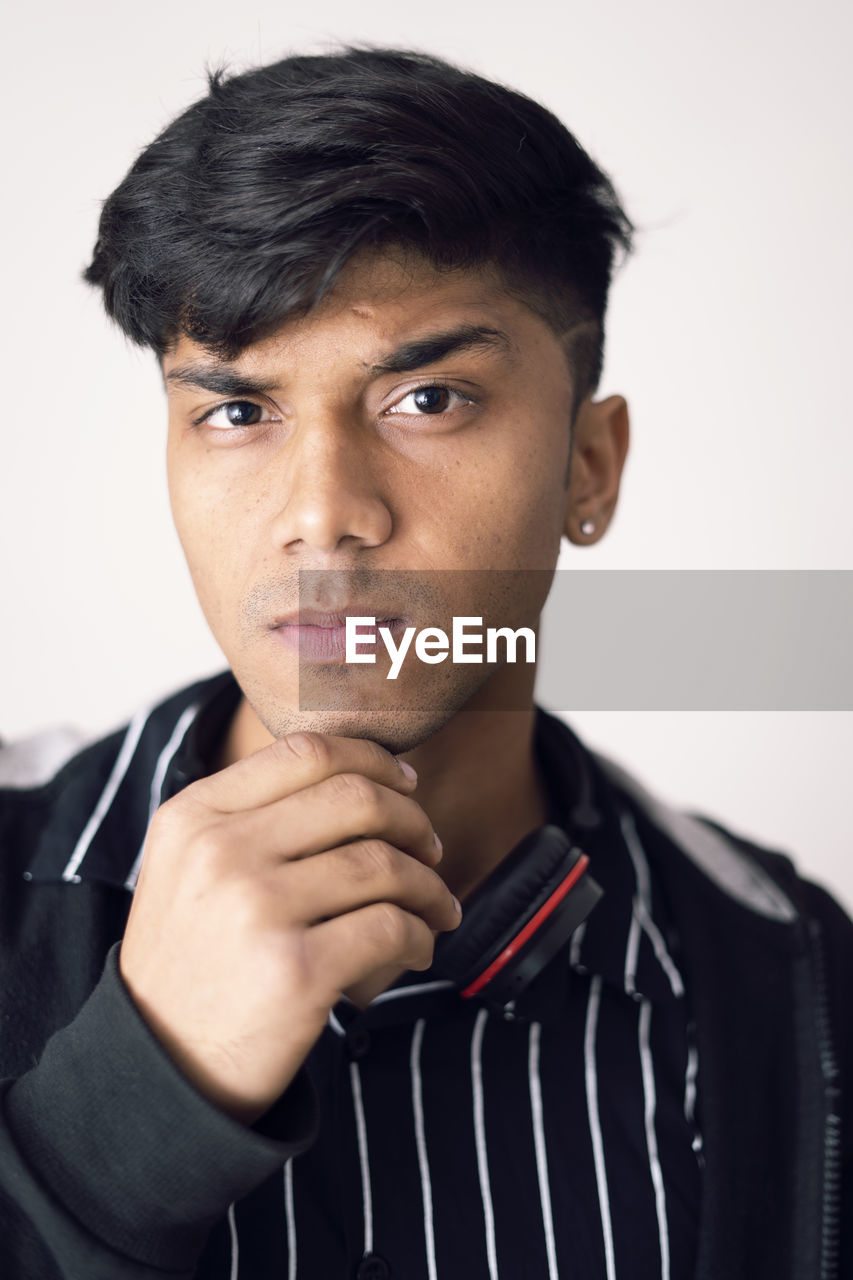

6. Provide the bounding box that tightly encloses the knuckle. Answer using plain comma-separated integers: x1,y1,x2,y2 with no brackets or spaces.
274,731,330,769
329,771,379,812
145,792,205,855
358,838,399,880
174,771,227,816
361,737,395,773
155,787,199,828
189,821,233,869
145,798,177,842
370,901,410,952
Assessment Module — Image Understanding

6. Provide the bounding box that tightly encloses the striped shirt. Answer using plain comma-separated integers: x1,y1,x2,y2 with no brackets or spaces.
6,670,703,1279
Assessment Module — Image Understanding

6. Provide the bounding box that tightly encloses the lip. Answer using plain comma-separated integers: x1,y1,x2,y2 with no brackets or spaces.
270,607,404,628
270,607,409,663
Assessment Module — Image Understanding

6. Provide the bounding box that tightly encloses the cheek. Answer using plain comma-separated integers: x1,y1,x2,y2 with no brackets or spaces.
425,419,568,565
499,414,571,546
167,461,252,627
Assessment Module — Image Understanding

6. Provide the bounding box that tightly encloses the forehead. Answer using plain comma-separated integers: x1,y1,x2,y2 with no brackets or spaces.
162,249,559,378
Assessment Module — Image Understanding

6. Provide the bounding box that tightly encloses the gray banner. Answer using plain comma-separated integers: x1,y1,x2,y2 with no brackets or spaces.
292,569,853,712
538,569,853,710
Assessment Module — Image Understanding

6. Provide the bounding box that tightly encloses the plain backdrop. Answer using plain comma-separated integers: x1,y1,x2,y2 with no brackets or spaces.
2,0,851,911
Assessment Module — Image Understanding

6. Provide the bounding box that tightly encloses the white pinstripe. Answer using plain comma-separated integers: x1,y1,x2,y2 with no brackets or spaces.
623,910,642,996
528,1022,559,1280
284,1158,297,1280
61,703,152,881
370,980,455,1004
349,1061,374,1255
471,1007,498,1280
569,920,587,969
584,976,616,1280
639,1000,671,1280
684,1036,699,1125
684,1025,704,1161
328,1009,346,1037
227,1202,239,1280
634,901,685,998
620,809,685,998
410,1018,437,1280
124,701,202,891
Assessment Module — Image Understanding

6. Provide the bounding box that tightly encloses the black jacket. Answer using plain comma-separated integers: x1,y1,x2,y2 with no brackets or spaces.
0,676,850,1278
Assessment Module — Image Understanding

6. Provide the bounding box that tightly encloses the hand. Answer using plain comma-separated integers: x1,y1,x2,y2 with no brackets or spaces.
119,732,460,1123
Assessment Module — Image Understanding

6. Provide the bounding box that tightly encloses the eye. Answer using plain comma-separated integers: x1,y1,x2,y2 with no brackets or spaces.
196,400,268,430
387,384,473,416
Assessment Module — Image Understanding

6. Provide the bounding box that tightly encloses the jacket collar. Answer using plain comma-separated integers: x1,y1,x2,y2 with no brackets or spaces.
590,749,798,923
25,671,239,889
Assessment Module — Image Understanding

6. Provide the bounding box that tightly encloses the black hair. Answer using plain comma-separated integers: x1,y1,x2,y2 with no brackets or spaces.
83,47,633,402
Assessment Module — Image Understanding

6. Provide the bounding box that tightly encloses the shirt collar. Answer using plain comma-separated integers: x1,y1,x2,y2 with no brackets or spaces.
533,708,685,1008
26,671,239,889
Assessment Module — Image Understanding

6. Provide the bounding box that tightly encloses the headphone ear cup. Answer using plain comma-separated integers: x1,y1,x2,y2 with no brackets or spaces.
432,825,582,989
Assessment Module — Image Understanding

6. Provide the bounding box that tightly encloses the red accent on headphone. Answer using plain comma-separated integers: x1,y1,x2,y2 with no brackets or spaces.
460,852,591,998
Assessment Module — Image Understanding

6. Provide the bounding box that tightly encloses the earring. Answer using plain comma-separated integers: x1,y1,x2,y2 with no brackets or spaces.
580,519,595,536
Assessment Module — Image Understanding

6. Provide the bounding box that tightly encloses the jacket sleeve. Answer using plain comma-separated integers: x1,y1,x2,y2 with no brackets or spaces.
0,943,319,1279
798,878,853,1280
821,892,853,1280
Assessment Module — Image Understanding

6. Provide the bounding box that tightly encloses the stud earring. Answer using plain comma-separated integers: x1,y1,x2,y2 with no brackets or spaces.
580,519,595,536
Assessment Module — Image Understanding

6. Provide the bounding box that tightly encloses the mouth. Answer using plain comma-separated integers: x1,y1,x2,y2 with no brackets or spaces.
269,607,410,663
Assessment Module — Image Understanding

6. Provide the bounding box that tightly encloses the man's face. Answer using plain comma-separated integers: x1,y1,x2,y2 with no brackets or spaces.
163,251,593,752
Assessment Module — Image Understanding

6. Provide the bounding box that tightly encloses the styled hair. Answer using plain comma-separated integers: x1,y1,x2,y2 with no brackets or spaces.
84,47,633,401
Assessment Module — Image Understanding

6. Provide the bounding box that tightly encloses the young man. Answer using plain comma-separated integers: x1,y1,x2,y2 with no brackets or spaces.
0,47,850,1280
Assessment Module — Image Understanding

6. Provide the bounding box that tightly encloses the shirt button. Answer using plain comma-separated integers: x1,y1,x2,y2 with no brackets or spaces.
346,1026,371,1059
356,1252,390,1279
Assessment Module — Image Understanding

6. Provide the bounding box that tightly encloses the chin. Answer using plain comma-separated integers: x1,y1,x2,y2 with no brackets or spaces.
281,711,439,755
242,665,493,754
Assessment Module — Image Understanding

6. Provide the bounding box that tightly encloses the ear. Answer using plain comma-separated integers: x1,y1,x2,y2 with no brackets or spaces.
563,394,630,545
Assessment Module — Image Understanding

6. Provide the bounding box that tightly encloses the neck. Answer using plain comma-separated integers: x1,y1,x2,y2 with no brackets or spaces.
396,700,548,902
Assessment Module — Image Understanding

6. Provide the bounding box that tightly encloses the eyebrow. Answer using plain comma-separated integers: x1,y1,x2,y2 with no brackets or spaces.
367,324,514,374
164,365,282,397
164,324,514,396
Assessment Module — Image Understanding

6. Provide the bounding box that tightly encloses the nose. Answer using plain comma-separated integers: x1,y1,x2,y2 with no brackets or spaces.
269,414,393,554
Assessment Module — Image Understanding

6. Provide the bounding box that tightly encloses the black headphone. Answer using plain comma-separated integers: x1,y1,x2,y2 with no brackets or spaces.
431,725,605,1009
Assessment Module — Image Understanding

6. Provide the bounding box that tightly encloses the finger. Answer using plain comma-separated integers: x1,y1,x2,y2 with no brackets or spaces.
279,840,461,933
189,731,417,813
230,774,441,867
307,902,440,993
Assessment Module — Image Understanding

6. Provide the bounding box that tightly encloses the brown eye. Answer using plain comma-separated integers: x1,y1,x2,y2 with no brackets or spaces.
204,400,265,429
224,401,262,426
411,386,451,413
388,384,472,417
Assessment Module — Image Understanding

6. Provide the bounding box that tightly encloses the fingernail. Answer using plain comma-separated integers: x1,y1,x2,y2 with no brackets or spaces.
398,759,418,782
452,894,462,914
433,832,443,858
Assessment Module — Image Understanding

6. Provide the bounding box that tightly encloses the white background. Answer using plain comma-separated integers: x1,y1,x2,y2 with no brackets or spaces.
2,0,851,910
